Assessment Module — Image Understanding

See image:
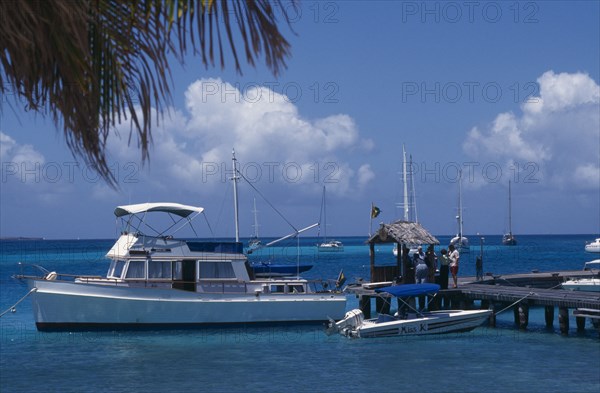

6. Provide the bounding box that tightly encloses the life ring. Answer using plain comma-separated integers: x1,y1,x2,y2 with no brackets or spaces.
45,272,57,281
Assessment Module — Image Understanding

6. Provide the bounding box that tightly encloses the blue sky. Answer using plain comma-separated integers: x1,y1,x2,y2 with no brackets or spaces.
1,1,599,239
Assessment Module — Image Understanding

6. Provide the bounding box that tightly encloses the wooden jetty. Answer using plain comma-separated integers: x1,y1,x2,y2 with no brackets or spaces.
354,222,600,336
346,269,600,336
447,283,600,333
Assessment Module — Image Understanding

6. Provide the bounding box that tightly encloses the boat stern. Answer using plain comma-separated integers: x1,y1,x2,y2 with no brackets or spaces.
326,309,364,336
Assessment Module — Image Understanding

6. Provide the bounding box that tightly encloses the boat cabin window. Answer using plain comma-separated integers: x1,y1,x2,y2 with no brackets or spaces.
108,260,126,279
173,261,183,280
269,284,305,294
125,260,146,279
270,284,285,293
288,284,305,294
199,262,235,279
148,261,172,279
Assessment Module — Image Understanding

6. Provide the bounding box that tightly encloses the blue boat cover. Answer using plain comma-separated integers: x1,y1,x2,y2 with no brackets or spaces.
375,283,440,297
251,263,313,274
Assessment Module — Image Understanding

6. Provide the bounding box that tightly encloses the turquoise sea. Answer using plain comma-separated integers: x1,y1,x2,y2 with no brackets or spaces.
1,235,599,393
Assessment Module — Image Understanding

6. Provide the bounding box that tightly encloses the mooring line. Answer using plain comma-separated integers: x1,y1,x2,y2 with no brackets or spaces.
0,288,37,318
494,291,534,315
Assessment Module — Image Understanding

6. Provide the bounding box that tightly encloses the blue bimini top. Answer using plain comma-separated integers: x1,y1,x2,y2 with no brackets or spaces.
375,283,440,297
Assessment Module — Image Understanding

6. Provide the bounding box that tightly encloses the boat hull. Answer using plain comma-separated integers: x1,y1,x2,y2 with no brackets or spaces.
28,280,347,330
585,244,600,253
561,279,600,292
317,241,344,252
355,309,491,338
502,234,517,246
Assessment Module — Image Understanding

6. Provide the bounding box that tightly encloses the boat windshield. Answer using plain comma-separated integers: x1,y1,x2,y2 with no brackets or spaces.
108,260,126,279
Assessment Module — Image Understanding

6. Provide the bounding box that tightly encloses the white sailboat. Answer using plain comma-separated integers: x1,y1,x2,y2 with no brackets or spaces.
450,169,470,252
393,145,419,257
317,186,344,252
248,197,262,250
502,180,517,246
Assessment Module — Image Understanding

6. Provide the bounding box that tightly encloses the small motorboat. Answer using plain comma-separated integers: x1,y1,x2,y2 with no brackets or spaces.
327,284,491,338
584,238,600,253
317,240,344,252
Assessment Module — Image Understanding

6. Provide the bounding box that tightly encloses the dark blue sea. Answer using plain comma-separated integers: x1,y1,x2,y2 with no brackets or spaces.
1,235,599,393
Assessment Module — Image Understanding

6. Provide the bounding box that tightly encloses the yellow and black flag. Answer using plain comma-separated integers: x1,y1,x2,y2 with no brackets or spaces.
336,269,346,288
371,204,381,219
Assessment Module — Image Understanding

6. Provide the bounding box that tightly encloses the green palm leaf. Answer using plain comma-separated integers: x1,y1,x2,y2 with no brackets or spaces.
0,0,294,186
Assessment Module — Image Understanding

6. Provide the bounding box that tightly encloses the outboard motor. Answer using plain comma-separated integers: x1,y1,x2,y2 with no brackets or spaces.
326,309,364,336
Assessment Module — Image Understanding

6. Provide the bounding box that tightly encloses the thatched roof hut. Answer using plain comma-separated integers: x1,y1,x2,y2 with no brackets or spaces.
367,220,439,284
368,220,439,245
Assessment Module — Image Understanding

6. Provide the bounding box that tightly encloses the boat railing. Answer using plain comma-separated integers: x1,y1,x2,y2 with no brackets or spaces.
15,262,50,278
12,262,98,282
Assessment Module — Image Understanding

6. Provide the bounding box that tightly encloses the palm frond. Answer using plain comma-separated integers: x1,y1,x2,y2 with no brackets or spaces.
0,0,295,187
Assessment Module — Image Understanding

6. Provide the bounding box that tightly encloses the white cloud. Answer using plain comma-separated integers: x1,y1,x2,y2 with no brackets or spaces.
0,131,46,184
463,71,600,190
108,78,376,198
357,164,376,191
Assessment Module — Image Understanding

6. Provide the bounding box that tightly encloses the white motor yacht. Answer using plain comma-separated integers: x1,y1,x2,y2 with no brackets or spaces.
16,153,346,331
584,238,600,253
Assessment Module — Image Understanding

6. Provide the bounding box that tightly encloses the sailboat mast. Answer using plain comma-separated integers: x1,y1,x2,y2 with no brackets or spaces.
403,144,409,221
232,149,240,243
252,197,259,239
458,169,463,238
410,154,418,223
323,186,327,242
508,180,512,235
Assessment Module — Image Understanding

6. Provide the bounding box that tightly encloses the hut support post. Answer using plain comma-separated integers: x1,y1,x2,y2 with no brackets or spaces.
369,243,375,282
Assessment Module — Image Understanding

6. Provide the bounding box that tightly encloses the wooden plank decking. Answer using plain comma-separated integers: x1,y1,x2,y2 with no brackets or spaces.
445,284,600,309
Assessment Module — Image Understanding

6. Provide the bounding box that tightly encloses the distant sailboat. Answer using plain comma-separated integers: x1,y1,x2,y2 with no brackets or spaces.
450,169,470,252
317,186,344,252
502,180,517,246
248,197,262,250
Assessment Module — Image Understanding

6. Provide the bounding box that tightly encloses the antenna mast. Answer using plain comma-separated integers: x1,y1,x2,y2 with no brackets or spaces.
232,149,240,242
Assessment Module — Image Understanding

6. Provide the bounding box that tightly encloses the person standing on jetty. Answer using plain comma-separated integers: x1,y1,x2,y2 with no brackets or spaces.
402,245,415,284
438,248,450,289
426,244,437,283
448,244,460,288
414,246,428,283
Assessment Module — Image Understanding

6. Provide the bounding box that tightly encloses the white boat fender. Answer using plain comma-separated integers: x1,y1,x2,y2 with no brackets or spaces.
45,272,57,281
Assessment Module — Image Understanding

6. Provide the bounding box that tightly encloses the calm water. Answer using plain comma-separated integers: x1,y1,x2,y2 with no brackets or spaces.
1,235,599,393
